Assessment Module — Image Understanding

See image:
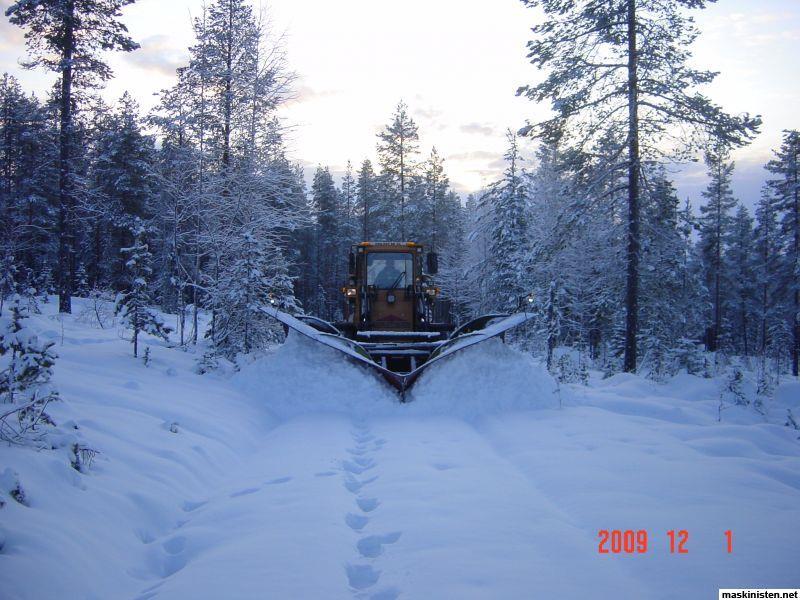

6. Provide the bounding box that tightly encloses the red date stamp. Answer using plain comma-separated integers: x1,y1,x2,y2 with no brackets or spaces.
598,530,734,554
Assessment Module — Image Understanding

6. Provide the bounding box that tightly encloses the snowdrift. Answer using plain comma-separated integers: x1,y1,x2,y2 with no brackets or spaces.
235,332,557,419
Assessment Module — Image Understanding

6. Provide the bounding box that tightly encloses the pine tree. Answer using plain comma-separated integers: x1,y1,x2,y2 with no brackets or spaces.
6,0,140,314
0,295,58,444
765,130,800,376
698,142,738,352
377,101,419,240
519,0,761,372
114,222,171,357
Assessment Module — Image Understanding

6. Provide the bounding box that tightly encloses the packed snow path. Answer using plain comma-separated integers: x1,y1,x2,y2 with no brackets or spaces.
1,300,799,599
129,415,651,599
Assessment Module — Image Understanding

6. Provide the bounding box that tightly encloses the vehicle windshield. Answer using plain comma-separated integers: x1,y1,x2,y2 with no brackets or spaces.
366,252,414,289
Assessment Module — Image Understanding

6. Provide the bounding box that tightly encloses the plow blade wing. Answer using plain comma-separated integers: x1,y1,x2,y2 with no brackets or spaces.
262,305,537,399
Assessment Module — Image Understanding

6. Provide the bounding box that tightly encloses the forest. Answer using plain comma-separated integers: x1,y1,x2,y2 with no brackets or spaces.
0,0,798,388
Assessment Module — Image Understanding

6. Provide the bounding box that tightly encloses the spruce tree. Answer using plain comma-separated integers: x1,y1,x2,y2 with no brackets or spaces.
6,0,140,314
765,130,800,375
0,294,58,444
754,188,782,357
114,221,171,357
356,159,377,240
698,142,738,352
484,130,529,312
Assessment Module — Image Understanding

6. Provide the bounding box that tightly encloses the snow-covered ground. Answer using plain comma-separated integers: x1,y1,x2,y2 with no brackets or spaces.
1,298,799,599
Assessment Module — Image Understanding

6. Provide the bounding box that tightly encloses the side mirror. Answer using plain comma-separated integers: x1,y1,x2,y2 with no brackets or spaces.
426,252,439,275
348,252,355,274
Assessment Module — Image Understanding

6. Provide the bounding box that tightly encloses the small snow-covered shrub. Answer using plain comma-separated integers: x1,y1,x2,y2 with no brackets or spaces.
722,362,748,406
77,288,115,329
671,338,705,376
195,351,219,375
554,353,587,385
115,222,172,357
70,443,99,472
0,295,58,446
0,468,28,507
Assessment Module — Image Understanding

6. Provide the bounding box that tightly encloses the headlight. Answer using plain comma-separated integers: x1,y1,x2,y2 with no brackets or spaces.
425,287,439,297
344,287,357,297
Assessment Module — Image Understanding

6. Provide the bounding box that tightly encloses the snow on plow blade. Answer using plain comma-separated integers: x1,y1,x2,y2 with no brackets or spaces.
261,305,536,399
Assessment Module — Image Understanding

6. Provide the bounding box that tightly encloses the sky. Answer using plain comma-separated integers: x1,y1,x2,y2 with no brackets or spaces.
1,0,798,205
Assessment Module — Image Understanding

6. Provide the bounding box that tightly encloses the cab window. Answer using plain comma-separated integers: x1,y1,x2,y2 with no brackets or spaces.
366,253,414,289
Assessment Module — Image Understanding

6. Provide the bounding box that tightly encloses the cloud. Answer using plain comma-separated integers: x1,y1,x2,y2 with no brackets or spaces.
286,83,342,105
447,150,501,162
459,122,496,136
414,106,442,120
122,35,188,77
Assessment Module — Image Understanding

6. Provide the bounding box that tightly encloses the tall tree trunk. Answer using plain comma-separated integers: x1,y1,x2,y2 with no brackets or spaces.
58,0,76,314
623,0,640,373
792,145,799,376
399,134,405,241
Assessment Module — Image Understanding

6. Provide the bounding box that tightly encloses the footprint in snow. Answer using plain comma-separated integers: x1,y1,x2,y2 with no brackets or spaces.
161,553,187,578
162,535,187,555
356,532,402,558
230,487,260,498
343,460,374,475
315,470,337,477
181,499,207,512
345,512,369,531
344,476,364,494
345,563,380,590
264,476,292,485
356,497,380,513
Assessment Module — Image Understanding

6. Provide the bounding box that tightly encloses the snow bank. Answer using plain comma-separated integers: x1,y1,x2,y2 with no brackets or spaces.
235,333,557,420
405,337,558,417
235,332,398,417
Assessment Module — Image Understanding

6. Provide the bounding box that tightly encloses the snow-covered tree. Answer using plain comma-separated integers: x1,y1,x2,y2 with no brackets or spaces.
484,130,529,312
698,142,738,352
211,231,291,358
356,159,377,240
114,222,171,357
0,295,58,445
377,101,419,240
90,92,156,289
519,0,761,372
754,188,782,358
6,0,140,314
765,130,800,376
726,204,757,355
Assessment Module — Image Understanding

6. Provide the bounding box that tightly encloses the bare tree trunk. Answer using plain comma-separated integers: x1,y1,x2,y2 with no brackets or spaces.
58,0,76,314
623,0,640,373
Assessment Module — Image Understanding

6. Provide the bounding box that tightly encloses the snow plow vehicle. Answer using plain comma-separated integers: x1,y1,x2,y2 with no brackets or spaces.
264,241,537,399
